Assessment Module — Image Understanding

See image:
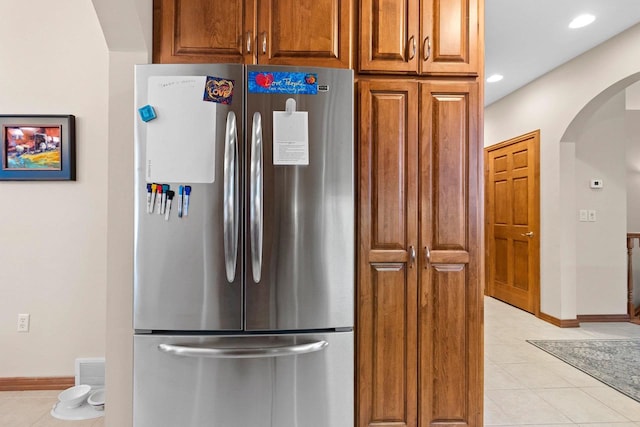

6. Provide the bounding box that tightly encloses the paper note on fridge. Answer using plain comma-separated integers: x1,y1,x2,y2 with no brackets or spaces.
146,76,216,183
273,111,309,165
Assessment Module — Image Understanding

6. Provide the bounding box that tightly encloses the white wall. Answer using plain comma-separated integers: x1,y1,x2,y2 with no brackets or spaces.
0,2,150,426
485,22,640,320
625,109,640,309
94,1,152,425
626,109,640,231
104,51,145,427
574,92,627,315
0,0,108,376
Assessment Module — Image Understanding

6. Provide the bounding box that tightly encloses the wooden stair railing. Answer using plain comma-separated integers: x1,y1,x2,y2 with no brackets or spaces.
626,233,640,323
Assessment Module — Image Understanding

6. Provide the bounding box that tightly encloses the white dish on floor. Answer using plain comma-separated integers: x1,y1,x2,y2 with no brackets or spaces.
88,389,105,411
51,400,105,421
57,384,91,408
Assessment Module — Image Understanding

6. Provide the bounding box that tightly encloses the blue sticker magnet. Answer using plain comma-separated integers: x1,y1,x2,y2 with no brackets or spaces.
203,76,235,104
138,105,157,122
248,72,318,95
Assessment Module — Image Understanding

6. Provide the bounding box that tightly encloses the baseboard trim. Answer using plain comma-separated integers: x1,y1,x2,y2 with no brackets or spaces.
538,311,580,328
0,377,74,391
577,314,630,323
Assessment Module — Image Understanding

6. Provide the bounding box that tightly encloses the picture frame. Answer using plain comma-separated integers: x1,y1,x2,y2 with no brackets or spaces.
0,114,76,181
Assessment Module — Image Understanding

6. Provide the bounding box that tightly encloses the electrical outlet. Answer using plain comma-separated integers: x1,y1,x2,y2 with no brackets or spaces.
588,210,597,222
17,314,30,332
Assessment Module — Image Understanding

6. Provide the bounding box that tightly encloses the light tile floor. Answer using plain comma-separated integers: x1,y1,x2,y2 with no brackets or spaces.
485,296,640,427
1,297,639,426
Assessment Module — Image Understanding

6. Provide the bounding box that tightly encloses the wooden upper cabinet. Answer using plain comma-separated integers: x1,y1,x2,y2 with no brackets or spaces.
257,0,352,68
359,0,419,73
153,0,255,64
153,0,352,67
359,0,479,75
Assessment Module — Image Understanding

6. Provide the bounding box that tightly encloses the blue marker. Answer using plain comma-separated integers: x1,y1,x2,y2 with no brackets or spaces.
146,184,152,213
178,185,184,218
184,186,192,217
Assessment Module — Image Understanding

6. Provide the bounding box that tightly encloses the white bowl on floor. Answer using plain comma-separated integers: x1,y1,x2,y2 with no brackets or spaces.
87,389,105,411
58,384,91,408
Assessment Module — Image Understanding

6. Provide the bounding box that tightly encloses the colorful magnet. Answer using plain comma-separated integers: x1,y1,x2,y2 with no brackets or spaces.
203,76,235,104
138,105,157,122
248,72,318,95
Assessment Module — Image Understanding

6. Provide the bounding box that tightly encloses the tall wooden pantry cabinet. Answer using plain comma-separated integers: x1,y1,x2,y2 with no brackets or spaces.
151,1,484,425
356,1,483,427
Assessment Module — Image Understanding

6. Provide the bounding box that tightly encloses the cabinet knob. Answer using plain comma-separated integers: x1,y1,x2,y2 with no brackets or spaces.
422,36,431,61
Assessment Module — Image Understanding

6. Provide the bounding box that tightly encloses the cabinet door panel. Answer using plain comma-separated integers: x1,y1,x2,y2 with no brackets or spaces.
258,0,352,68
420,0,479,75
419,81,482,427
153,0,255,64
358,80,419,427
359,0,419,73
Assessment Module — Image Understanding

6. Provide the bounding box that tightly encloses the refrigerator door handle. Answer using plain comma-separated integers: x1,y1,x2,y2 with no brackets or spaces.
250,111,263,283
158,340,328,359
223,111,239,282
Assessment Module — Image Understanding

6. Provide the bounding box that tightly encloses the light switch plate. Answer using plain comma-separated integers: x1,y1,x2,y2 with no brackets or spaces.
579,210,588,222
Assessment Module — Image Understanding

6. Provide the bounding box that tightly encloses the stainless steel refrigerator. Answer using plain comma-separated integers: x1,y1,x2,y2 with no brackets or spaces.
133,64,354,427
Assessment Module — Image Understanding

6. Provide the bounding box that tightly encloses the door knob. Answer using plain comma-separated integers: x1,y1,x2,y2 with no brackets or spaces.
521,231,534,237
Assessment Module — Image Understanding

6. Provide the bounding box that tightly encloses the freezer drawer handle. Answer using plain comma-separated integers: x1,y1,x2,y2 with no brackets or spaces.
158,340,328,359
250,112,264,283
223,111,239,282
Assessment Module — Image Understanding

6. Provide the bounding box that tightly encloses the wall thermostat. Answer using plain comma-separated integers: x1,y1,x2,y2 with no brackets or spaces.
590,179,603,189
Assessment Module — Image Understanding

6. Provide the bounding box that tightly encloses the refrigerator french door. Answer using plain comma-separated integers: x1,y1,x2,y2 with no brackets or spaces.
133,64,354,427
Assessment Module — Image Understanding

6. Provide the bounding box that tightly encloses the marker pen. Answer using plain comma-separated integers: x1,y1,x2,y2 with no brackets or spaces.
165,190,175,221
156,184,163,214
178,185,184,218
184,186,192,217
146,184,152,213
150,183,158,213
161,184,170,214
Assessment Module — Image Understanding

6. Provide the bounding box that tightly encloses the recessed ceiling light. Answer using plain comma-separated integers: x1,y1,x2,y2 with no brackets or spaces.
569,14,596,29
487,74,503,83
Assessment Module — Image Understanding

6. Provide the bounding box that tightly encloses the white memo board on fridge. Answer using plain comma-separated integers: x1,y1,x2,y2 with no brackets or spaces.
145,76,216,183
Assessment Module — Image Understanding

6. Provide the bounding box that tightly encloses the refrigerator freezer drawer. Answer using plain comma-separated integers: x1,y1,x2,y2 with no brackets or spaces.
134,332,354,427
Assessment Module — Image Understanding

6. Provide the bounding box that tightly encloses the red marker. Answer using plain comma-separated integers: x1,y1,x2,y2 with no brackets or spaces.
155,184,163,214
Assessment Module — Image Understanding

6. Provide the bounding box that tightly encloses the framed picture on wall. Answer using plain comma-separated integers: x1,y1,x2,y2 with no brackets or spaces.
0,115,76,181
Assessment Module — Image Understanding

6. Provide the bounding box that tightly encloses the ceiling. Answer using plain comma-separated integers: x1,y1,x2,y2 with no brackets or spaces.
485,0,640,106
